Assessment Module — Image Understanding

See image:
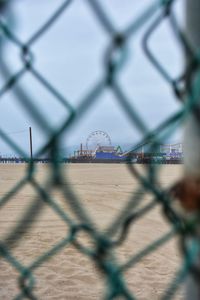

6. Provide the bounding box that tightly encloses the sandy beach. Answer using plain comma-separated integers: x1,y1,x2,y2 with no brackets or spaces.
0,164,185,299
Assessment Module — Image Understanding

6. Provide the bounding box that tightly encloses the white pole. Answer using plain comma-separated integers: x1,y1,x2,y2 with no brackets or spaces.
185,1,200,298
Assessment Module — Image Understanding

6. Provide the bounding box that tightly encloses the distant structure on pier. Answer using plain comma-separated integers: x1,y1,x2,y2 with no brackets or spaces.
69,131,183,164
160,143,183,155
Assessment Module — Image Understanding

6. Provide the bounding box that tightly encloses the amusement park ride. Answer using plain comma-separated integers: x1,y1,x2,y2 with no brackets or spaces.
70,131,183,164
73,131,122,160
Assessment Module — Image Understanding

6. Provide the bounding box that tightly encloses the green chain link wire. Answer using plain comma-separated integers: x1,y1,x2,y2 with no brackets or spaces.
0,0,200,299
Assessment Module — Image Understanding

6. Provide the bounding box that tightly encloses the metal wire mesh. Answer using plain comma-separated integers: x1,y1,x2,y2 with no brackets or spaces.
0,0,200,299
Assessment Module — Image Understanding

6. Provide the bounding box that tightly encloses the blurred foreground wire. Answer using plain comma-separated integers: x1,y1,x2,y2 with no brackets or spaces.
0,1,200,299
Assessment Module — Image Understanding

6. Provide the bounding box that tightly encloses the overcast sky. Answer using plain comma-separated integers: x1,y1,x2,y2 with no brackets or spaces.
0,0,185,156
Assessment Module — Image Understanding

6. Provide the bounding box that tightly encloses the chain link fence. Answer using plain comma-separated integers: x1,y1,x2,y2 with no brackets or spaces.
0,0,200,299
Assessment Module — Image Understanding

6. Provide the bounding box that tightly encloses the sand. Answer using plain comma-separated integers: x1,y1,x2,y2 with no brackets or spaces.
0,164,185,299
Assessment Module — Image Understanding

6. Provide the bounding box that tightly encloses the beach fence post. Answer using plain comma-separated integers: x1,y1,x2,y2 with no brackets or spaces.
29,126,33,160
185,0,200,298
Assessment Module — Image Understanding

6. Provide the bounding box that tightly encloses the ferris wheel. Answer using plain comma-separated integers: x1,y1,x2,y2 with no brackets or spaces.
86,131,112,150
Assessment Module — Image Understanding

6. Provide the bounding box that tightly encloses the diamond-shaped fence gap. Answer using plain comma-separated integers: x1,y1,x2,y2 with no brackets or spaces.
64,89,147,154
31,0,107,102
65,164,146,232
111,168,181,253
33,243,105,300
5,208,71,262
104,161,162,224
0,178,51,239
